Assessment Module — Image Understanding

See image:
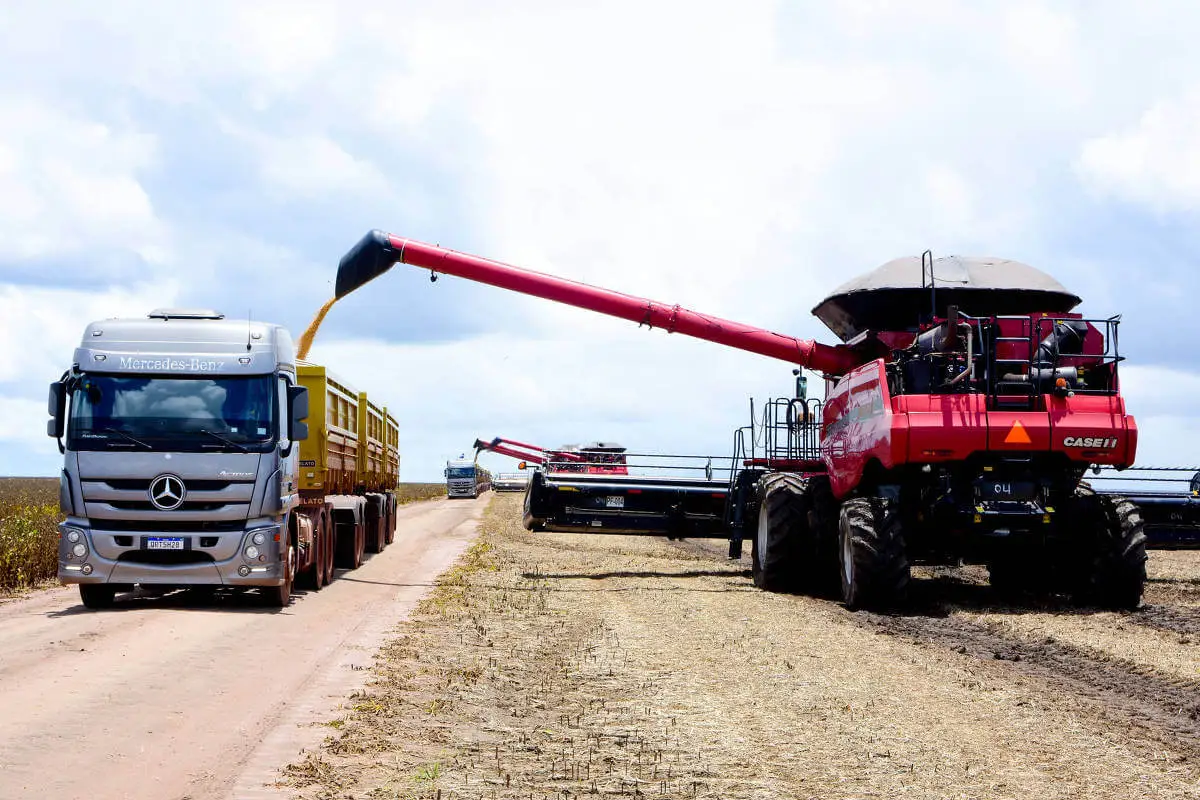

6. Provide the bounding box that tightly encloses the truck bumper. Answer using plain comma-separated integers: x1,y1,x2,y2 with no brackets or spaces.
57,521,287,588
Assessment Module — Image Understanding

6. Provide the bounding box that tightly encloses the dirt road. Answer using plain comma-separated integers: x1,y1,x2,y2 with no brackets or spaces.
0,494,486,800
286,494,1200,800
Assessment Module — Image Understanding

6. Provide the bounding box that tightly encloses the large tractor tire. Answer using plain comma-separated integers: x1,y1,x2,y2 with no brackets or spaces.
1069,489,1147,610
751,473,808,592
803,475,842,598
838,496,909,611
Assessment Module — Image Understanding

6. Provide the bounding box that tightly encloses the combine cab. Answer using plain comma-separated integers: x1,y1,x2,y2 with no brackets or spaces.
334,233,1149,611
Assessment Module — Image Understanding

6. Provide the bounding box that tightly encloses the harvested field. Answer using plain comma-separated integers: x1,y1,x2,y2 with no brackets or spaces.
280,494,1200,799
396,483,448,505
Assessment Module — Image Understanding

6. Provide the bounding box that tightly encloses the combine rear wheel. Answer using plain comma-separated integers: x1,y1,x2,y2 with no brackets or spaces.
838,496,909,611
751,473,808,592
1070,491,1147,610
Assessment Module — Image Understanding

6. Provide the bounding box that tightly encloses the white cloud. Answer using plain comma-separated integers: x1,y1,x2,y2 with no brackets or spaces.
1077,90,1200,214
0,97,165,265
4,0,1200,483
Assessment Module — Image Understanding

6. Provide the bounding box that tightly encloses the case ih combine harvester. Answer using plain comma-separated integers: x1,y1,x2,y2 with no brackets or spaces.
473,436,731,537
334,228,1198,610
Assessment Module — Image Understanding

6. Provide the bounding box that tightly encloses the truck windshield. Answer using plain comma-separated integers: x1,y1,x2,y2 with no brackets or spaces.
447,467,475,479
68,374,277,452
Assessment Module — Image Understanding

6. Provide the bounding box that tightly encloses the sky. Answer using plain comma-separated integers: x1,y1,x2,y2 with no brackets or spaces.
2,1,1200,483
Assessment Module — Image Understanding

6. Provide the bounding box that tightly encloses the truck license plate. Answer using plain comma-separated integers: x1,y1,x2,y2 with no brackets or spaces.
146,537,185,551
605,496,624,508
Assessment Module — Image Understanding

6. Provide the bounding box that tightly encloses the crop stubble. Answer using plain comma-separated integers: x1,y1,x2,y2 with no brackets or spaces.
279,495,1200,799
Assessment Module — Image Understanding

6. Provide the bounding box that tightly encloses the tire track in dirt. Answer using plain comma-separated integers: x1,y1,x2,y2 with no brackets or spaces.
1126,604,1200,638
855,609,1200,761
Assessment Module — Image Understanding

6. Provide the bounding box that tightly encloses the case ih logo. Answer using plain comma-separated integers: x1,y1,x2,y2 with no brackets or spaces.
1063,437,1119,449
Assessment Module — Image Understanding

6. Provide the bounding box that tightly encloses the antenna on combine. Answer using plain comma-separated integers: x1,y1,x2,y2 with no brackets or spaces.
921,249,935,321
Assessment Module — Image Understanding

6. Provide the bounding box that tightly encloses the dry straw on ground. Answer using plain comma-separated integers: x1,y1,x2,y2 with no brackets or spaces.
280,494,1200,800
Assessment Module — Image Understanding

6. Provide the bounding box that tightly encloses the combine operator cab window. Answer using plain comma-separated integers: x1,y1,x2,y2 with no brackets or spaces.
68,374,277,452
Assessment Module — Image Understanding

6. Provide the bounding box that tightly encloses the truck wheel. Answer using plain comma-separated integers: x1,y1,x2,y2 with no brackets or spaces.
265,541,295,608
79,584,116,609
1071,492,1147,610
838,496,909,611
311,513,328,591
385,496,396,545
752,473,808,592
322,508,337,585
804,475,842,598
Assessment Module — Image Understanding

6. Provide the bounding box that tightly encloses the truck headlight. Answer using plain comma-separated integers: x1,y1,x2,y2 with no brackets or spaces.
66,530,81,544
245,545,260,560
72,543,87,558
252,532,266,545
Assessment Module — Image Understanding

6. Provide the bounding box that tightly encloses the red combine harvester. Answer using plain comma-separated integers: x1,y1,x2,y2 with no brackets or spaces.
335,231,1146,610
473,436,629,474
473,436,732,537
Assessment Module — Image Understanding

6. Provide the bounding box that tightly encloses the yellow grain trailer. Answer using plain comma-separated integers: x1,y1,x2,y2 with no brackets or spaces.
292,362,400,588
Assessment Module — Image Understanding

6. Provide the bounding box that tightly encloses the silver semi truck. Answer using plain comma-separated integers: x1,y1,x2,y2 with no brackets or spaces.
47,308,313,608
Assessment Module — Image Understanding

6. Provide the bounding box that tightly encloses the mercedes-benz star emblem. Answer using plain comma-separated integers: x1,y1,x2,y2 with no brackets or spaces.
149,474,187,511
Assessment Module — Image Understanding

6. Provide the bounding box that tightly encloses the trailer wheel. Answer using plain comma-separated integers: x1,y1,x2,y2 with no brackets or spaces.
366,497,384,555
321,507,336,585
311,512,328,591
385,495,396,545
838,496,909,611
752,473,808,592
1071,492,1147,610
804,475,842,598
79,584,116,610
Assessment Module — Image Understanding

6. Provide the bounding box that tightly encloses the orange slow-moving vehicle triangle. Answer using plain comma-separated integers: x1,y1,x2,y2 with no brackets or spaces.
1004,420,1033,445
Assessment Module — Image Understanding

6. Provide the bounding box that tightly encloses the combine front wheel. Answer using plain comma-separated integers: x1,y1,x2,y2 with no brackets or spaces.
751,473,808,592
838,496,909,611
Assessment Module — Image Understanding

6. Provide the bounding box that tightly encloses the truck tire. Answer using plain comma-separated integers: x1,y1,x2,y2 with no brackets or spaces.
384,495,396,545
804,475,842,598
366,496,384,554
838,496,909,611
321,507,336,585
334,513,365,570
1071,491,1147,610
79,584,116,609
751,473,808,592
265,539,295,608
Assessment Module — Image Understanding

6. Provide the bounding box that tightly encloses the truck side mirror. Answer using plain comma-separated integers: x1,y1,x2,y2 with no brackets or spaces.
287,385,310,443
47,382,66,439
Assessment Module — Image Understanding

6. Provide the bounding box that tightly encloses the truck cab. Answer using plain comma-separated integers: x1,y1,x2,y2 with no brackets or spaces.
47,308,310,608
445,458,481,498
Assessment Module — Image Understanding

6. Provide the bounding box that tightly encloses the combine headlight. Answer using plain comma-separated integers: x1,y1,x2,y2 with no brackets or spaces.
252,532,266,545
72,543,87,558
245,545,260,560
66,530,81,544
